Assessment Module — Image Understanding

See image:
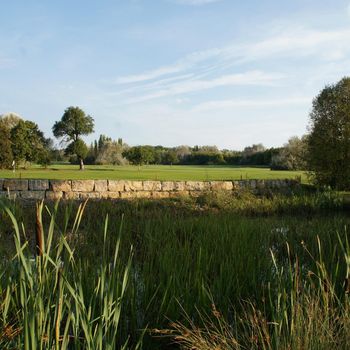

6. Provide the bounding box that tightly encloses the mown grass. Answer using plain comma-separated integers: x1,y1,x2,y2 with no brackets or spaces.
0,163,306,182
0,194,349,349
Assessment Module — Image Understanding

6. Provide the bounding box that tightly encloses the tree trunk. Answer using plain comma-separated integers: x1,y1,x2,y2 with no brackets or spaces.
79,158,85,170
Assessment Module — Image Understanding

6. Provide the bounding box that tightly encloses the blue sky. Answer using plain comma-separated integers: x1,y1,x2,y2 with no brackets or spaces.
1,0,350,150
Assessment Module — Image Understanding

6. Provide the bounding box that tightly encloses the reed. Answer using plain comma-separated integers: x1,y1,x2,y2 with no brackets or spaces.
0,195,349,348
0,200,139,349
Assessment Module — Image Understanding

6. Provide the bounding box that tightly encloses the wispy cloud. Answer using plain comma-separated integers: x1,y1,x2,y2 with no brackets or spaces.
192,96,311,112
109,26,350,105
114,63,187,84
125,71,284,103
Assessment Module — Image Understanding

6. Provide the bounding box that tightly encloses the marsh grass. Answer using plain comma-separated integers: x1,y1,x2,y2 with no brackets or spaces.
0,192,349,349
160,237,350,349
0,201,140,350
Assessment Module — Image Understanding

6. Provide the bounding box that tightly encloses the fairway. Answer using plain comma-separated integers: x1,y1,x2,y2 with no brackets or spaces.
0,164,306,182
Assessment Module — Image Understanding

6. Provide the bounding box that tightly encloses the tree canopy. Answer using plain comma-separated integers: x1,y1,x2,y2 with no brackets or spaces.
53,106,94,170
307,77,350,189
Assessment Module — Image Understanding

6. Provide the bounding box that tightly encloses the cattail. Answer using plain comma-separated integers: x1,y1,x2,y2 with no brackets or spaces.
35,201,44,257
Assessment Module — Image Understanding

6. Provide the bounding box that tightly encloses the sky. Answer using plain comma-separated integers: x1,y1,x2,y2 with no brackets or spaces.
1,0,350,150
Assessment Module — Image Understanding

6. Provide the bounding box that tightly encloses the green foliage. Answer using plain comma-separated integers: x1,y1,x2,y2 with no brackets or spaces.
0,124,13,168
10,120,47,164
52,106,94,142
308,77,350,189
0,112,22,130
162,150,179,165
53,107,94,169
65,139,88,159
1,199,349,348
0,201,137,349
123,146,155,165
271,136,308,170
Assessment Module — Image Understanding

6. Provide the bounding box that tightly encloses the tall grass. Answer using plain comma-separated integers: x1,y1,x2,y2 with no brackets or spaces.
0,195,349,349
161,237,350,349
0,200,140,349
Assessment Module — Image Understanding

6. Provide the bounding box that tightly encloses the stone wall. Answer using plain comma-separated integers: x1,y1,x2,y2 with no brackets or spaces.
0,178,300,201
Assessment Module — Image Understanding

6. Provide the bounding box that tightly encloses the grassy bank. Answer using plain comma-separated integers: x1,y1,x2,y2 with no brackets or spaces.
0,195,349,349
0,164,306,182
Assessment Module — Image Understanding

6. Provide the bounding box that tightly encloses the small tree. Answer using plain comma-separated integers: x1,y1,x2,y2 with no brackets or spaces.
123,146,155,166
307,77,350,189
52,106,94,170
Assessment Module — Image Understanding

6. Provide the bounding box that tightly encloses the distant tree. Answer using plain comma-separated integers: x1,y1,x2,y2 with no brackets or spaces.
174,145,191,163
123,146,155,166
0,123,13,168
52,106,94,170
162,150,179,165
95,141,128,165
307,77,350,189
242,143,265,157
276,136,308,170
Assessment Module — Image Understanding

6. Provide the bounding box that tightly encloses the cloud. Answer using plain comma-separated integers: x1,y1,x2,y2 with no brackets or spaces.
125,71,284,103
113,47,222,85
114,63,187,84
192,96,311,112
114,27,350,86
108,26,350,106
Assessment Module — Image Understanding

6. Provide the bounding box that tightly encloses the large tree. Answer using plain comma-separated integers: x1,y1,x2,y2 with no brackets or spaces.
53,106,94,170
307,77,350,189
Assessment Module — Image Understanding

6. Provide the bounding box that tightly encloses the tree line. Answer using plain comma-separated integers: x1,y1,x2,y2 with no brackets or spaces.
1,76,350,189
0,108,306,171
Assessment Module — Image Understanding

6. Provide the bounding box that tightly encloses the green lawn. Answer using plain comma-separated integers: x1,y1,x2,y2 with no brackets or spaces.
0,164,306,181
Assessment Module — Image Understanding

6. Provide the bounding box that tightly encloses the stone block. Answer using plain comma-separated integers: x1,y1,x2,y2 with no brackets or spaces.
152,191,170,199
174,181,186,191
120,192,134,199
94,180,108,192
233,181,240,189
72,180,94,192
124,181,143,191
0,191,8,198
50,180,72,192
210,181,233,191
64,192,81,200
134,191,152,198
143,181,161,191
169,191,189,198
108,180,125,192
249,180,257,189
0,179,3,190
185,181,206,191
161,181,175,191
79,192,101,199
20,191,46,200
45,191,63,200
105,192,121,199
29,179,49,191
3,179,28,191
